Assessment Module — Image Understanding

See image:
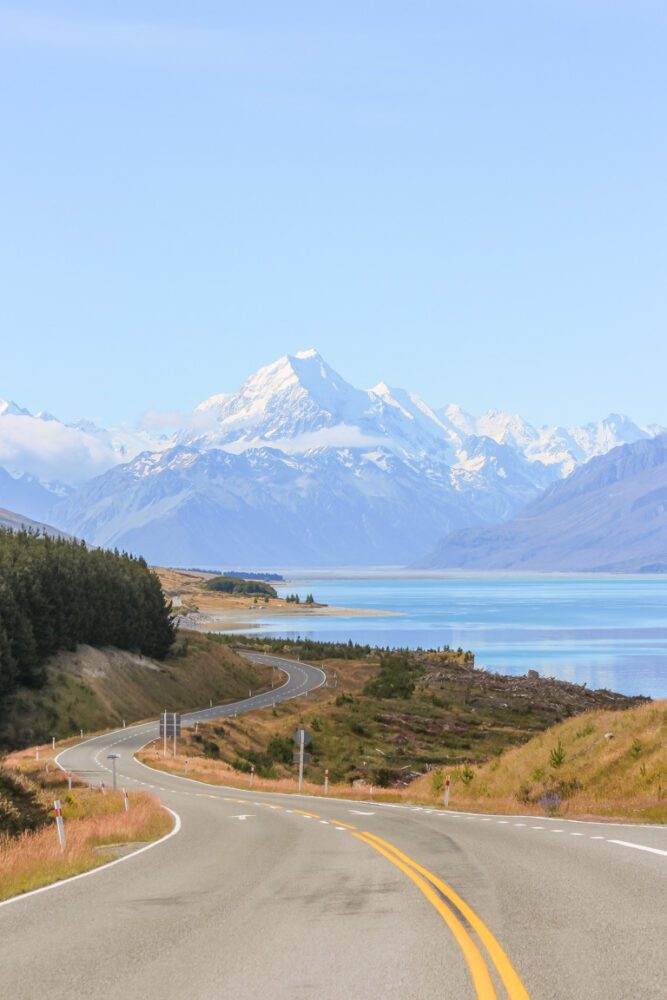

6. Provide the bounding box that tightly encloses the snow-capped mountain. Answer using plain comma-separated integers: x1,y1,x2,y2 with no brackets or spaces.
442,407,662,477
0,399,165,486
55,444,480,566
3,351,664,567
419,435,667,572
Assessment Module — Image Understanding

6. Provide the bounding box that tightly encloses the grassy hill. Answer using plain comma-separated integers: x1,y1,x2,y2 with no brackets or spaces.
151,636,646,790
411,700,666,822
0,633,273,750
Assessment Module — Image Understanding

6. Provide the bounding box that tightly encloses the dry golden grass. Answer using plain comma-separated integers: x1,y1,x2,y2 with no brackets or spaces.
138,701,666,824
0,777,172,901
137,745,416,802
411,699,666,822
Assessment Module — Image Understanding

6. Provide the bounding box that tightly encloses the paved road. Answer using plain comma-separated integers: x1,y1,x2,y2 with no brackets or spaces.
1,653,665,1000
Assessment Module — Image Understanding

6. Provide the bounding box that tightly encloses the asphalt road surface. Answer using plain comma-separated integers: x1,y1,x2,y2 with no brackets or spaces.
1,652,665,1000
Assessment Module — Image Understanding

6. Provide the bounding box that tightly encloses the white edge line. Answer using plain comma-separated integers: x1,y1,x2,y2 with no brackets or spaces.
607,839,667,857
2,655,324,909
0,807,181,910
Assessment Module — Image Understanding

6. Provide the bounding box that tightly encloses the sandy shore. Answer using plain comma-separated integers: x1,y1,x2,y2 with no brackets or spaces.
178,603,398,633
154,565,397,633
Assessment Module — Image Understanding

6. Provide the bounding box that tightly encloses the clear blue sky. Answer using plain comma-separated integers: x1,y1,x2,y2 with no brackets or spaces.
1,2,665,429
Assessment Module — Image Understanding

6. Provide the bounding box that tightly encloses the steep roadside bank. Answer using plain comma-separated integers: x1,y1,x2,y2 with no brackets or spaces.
0,633,273,750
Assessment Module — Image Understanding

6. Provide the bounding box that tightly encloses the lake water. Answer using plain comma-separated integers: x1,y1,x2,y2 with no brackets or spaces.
231,573,667,698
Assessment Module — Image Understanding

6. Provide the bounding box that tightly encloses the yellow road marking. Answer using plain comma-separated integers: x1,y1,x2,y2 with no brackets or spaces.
363,832,530,1000
330,819,357,830
293,809,321,818
354,832,497,1000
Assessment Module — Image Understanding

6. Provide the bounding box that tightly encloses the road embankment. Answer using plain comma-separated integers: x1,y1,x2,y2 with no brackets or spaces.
0,747,173,901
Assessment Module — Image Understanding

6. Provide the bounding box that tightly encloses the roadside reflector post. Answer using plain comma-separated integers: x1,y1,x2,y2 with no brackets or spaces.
107,753,120,791
163,710,167,757
250,764,255,787
249,689,252,698
209,699,213,708
122,719,126,728
52,736,55,750
123,788,129,812
173,713,177,758
67,772,72,791
298,729,305,792
80,729,83,739
324,769,329,795
444,774,451,808
194,721,199,734
54,799,66,851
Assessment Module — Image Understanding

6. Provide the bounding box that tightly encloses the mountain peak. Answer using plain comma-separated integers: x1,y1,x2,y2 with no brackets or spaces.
0,399,31,417
293,347,321,360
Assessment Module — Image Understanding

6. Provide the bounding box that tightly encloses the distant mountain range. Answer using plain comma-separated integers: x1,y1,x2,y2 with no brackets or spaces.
0,349,664,567
419,435,667,573
0,506,71,540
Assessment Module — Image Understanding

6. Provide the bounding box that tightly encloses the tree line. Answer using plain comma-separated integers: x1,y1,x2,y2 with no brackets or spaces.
0,530,175,699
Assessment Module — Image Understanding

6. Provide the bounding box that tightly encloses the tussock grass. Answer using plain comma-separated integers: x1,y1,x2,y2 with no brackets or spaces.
138,746,418,804
411,700,666,822
0,761,172,901
139,700,666,824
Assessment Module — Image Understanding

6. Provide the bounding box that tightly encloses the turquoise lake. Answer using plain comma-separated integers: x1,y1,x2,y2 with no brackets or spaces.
230,573,667,698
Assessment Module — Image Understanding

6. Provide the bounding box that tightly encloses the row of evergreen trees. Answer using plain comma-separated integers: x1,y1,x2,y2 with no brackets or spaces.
0,530,175,699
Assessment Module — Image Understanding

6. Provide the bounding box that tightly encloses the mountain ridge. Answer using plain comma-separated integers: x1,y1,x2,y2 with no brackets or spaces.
418,434,667,573
2,351,664,567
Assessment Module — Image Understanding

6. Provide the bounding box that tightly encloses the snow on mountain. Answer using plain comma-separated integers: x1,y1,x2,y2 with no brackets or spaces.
55,443,479,567
419,435,667,572
0,402,166,487
434,403,659,478
0,399,31,418
183,349,381,452
0,466,67,522
4,352,664,568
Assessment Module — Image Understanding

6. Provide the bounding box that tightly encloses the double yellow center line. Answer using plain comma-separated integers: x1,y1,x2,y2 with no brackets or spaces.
351,830,531,1000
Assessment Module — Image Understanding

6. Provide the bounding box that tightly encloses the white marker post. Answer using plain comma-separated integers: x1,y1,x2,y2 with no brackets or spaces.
298,729,305,793
173,714,177,758
324,769,329,795
67,772,72,791
54,799,66,851
80,729,83,739
52,736,55,750
163,710,168,757
250,764,255,787
444,774,451,808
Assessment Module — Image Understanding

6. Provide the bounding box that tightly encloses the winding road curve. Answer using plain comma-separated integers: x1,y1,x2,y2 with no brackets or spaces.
1,652,665,999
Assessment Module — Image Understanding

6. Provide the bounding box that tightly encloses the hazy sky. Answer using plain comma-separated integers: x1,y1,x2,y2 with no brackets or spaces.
1,2,665,429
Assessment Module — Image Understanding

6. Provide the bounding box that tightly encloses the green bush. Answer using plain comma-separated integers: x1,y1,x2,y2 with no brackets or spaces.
204,576,277,598
364,653,420,700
